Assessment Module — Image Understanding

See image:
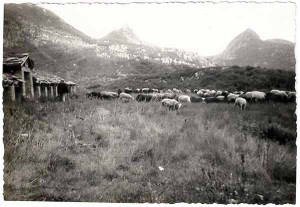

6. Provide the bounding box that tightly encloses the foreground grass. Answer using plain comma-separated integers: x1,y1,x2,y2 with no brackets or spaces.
3,96,296,203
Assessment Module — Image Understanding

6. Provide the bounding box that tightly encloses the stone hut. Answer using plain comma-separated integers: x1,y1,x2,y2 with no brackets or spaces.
65,81,77,94
3,53,35,101
3,73,24,102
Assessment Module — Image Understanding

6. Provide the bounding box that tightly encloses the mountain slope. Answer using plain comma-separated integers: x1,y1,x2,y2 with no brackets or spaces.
212,29,295,70
3,4,295,89
3,3,214,87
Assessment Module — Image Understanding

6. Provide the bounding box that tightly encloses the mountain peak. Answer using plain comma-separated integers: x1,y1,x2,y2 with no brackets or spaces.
224,28,261,52
213,28,295,70
240,28,260,40
101,26,142,45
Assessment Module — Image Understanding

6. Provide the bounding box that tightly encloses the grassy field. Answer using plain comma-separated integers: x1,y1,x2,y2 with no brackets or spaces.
3,93,296,203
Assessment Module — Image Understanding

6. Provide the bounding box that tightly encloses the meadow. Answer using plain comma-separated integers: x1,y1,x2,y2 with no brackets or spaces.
3,93,296,203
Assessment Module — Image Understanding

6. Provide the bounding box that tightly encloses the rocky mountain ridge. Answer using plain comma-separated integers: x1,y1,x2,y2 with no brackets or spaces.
3,3,295,88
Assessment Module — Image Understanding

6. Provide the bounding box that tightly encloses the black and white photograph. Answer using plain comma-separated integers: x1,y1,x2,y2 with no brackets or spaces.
1,0,297,205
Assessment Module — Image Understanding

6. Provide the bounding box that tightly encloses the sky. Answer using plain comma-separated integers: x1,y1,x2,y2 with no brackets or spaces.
34,1,296,56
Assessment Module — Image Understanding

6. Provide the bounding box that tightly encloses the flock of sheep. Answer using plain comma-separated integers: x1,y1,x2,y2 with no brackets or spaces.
86,87,296,111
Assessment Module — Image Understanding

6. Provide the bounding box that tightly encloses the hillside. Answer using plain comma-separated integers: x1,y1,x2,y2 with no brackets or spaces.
3,3,213,87
3,4,296,88
212,29,295,70
103,66,295,92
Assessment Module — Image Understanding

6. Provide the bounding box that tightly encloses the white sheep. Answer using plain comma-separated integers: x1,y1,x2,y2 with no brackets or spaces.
251,91,266,102
161,98,182,111
177,95,191,103
119,92,134,101
197,90,204,96
215,90,223,96
142,88,150,93
227,93,239,102
234,97,247,111
216,96,225,101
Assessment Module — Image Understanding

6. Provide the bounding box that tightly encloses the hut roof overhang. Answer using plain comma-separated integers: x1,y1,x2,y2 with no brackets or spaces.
3,53,35,72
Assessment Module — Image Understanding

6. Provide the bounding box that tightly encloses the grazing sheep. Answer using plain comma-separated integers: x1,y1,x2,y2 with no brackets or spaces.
227,93,239,102
267,90,288,102
204,97,221,103
234,97,247,110
243,92,253,101
196,90,204,96
185,89,191,93
215,90,223,97
190,96,204,103
208,90,216,96
119,92,134,101
251,91,266,102
177,95,191,103
287,91,296,102
173,88,180,93
124,87,133,94
134,88,141,93
193,89,199,93
86,91,100,99
222,91,229,96
163,93,176,99
216,96,225,101
152,89,159,93
161,98,182,111
136,94,153,102
203,92,209,97
142,88,150,93
100,91,118,100
166,89,173,93
154,93,165,101
233,91,244,95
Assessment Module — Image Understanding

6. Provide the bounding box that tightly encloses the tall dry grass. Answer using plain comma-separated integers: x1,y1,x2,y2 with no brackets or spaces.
3,95,296,203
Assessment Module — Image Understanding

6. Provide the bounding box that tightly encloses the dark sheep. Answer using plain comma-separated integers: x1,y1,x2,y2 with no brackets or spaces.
87,91,101,99
266,92,288,103
136,94,153,102
190,96,204,103
204,97,222,104
124,88,133,94
100,91,118,100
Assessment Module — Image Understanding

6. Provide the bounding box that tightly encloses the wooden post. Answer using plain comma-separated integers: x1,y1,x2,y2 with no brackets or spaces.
45,86,48,97
62,94,66,102
50,86,54,97
55,85,58,96
22,82,26,97
30,72,34,97
37,85,41,97
10,85,16,101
